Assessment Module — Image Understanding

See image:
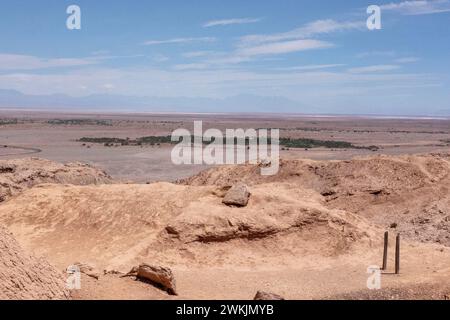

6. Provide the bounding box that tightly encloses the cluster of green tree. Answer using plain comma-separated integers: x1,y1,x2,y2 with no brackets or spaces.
257,127,323,132
278,137,353,149
78,136,172,146
78,135,378,150
0,119,18,125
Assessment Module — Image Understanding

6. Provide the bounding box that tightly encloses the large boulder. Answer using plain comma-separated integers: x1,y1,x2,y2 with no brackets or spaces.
222,183,250,207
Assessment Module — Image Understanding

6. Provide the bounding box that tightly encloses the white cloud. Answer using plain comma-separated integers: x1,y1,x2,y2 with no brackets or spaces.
172,63,209,70
203,17,262,28
175,20,358,69
356,51,396,58
276,64,346,71
142,37,216,46
223,19,361,63
380,0,450,15
0,53,148,71
239,19,364,46
175,19,364,69
204,55,252,65
0,54,97,70
347,65,401,73
90,54,146,61
237,39,333,56
182,51,216,58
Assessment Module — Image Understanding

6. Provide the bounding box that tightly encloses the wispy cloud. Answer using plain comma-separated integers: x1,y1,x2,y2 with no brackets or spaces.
356,53,420,64
203,55,252,66
237,39,333,56
239,19,364,46
142,37,216,46
356,51,396,58
275,64,346,71
89,54,145,60
203,17,262,28
380,0,450,15
347,65,401,73
0,54,97,70
172,63,209,70
182,51,216,58
221,19,362,63
175,19,363,69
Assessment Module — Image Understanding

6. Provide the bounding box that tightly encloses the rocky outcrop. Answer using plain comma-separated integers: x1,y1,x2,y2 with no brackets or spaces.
0,158,111,203
0,224,69,300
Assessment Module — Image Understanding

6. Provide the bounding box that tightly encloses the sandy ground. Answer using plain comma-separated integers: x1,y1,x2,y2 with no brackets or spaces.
69,242,450,300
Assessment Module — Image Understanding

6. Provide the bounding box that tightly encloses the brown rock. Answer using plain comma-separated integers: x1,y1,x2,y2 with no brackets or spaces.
165,225,180,236
136,264,177,295
121,266,139,278
73,262,100,280
222,183,250,207
253,291,285,300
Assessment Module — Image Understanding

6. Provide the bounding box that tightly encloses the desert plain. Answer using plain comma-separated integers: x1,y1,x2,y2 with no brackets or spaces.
0,110,449,300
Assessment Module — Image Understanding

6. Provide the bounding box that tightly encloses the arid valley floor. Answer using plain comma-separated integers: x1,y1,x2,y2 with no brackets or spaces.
1,111,449,300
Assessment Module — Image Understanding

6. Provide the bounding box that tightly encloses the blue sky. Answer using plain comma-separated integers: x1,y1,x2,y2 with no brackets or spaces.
0,0,449,115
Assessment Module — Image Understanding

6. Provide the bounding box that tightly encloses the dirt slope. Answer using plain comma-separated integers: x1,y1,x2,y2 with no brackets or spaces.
0,182,376,271
0,224,69,300
0,157,112,203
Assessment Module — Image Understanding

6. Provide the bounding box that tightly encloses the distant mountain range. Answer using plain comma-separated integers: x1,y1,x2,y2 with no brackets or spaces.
0,89,448,117
0,89,310,113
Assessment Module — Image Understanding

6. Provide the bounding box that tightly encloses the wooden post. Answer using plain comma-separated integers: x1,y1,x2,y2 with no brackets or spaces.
382,231,388,270
395,234,400,274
